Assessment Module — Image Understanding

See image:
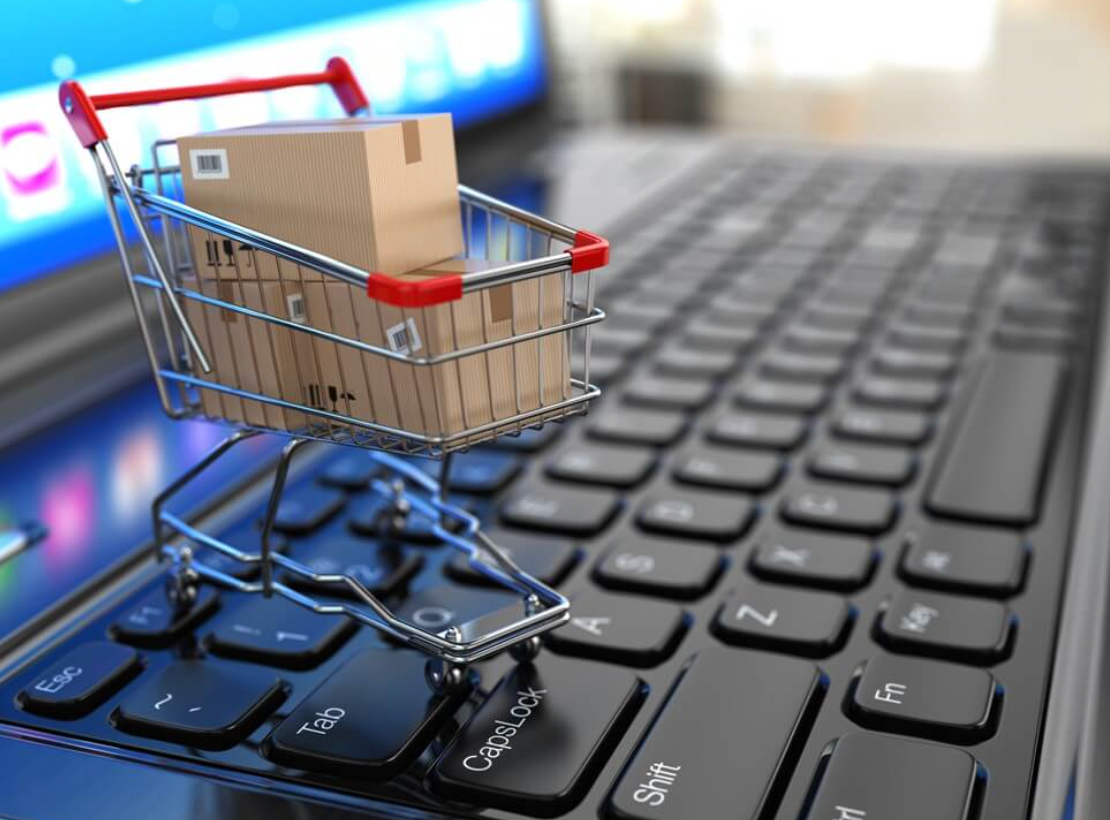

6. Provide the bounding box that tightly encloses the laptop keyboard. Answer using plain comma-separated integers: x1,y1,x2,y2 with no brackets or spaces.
2,150,1108,819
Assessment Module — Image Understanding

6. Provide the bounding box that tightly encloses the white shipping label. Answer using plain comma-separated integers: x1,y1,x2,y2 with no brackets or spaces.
287,293,307,324
189,148,229,180
386,317,423,355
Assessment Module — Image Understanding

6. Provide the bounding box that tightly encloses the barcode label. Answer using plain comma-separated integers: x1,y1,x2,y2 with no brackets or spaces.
287,293,307,324
386,318,422,355
189,148,229,180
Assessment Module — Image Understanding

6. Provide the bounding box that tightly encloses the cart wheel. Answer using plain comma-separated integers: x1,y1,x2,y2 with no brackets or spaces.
508,634,543,664
164,551,200,614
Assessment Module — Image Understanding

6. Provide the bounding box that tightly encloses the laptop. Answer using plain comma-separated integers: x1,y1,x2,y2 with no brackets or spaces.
0,1,1106,818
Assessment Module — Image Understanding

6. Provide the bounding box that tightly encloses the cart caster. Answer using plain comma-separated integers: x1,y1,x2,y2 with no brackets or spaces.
508,634,543,664
164,545,200,615
425,657,470,696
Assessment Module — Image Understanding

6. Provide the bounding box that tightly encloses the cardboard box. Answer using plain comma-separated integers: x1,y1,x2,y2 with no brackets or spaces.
349,258,569,438
183,258,569,442
178,115,462,280
183,276,319,431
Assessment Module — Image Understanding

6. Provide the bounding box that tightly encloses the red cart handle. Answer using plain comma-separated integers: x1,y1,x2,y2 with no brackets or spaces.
59,57,369,149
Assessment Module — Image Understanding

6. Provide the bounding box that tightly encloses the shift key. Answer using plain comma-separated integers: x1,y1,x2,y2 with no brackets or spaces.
609,647,824,819
430,656,644,816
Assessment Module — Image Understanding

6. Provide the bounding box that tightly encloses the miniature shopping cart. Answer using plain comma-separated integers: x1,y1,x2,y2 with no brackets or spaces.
59,58,609,692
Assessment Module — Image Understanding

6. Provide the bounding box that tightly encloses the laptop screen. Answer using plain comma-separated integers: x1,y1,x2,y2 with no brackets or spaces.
0,0,547,294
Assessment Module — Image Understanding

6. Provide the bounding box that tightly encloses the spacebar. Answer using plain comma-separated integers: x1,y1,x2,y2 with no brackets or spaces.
926,351,1066,526
608,648,824,819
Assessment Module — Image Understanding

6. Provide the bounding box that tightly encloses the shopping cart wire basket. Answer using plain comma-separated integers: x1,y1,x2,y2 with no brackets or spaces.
59,57,610,691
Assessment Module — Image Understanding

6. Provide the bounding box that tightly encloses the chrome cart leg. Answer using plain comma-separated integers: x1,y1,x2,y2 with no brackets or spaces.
151,429,259,613
258,438,313,598
425,626,470,695
509,594,544,664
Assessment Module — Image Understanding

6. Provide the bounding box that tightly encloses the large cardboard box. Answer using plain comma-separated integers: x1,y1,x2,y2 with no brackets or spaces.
177,115,462,280
183,259,569,441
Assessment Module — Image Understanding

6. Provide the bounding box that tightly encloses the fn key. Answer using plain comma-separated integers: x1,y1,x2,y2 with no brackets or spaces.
804,732,980,819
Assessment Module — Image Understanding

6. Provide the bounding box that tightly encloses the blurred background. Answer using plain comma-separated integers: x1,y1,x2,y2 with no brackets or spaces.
547,0,1110,154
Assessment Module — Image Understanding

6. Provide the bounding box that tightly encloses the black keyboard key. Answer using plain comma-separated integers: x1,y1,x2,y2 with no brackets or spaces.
782,482,897,534
761,350,845,383
854,376,946,410
872,348,957,378
607,647,824,820
429,656,643,815
926,352,1066,526
808,442,916,487
680,322,761,352
18,643,139,718
395,586,519,634
849,655,999,742
319,454,377,490
594,537,724,600
750,528,876,591
446,531,580,588
266,649,467,778
348,497,454,545
593,325,652,356
575,350,625,385
206,596,357,670
446,452,522,494
889,322,967,353
876,589,1014,664
783,324,861,355
273,485,346,535
734,378,827,413
501,480,620,536
199,522,287,581
637,486,756,543
901,523,1027,596
547,590,687,667
707,411,808,450
491,423,563,452
804,732,979,820
286,537,423,597
113,661,285,750
547,443,657,488
623,376,715,411
833,407,932,445
588,407,689,447
111,586,219,648
654,345,738,379
714,580,853,657
672,446,784,492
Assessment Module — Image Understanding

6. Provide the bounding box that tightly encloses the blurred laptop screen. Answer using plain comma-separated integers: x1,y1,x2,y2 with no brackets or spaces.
0,0,547,294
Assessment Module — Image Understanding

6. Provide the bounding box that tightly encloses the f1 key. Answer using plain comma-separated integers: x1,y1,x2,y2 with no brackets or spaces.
609,647,824,820
430,656,643,816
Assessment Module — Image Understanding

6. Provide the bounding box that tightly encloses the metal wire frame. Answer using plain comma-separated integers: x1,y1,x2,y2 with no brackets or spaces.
98,141,604,458
154,434,570,668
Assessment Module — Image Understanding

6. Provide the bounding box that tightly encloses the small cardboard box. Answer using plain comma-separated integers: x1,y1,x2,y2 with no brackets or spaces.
183,276,319,431
356,259,570,437
178,115,462,280
183,258,569,441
